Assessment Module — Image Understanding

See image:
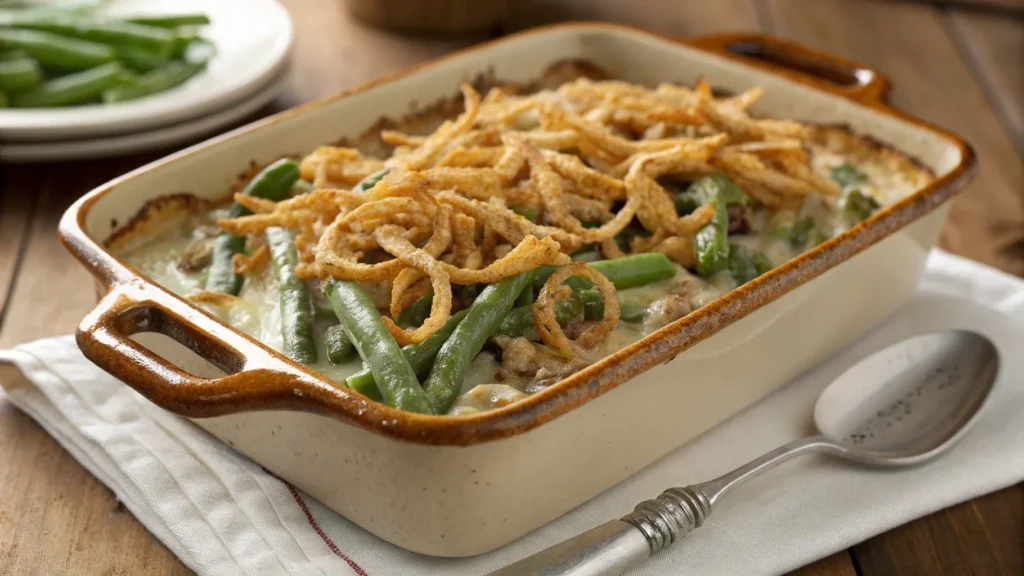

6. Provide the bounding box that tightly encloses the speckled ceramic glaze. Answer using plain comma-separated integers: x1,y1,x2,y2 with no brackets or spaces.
59,26,975,557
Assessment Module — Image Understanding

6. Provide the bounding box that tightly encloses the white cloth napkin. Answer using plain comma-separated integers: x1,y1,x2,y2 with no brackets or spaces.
2,249,1023,576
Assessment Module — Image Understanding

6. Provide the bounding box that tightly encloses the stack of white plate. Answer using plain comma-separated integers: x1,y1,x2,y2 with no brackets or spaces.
0,0,293,162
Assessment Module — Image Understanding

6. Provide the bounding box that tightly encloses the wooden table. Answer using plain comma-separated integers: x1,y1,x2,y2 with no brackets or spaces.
1,0,1021,574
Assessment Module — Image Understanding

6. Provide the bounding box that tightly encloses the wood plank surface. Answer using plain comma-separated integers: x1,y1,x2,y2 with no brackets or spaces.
0,166,37,322
278,0,475,109
0,0,1021,574
940,0,1024,13
883,0,1024,16
791,552,859,576
850,484,1024,575
505,0,760,33
948,9,1024,155
0,155,194,576
0,162,111,349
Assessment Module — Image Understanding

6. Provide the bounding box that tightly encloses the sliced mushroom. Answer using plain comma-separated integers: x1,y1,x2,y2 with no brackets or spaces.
727,203,753,235
177,237,215,272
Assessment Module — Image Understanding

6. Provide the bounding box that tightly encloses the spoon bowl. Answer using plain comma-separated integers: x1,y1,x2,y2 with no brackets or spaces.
814,330,999,465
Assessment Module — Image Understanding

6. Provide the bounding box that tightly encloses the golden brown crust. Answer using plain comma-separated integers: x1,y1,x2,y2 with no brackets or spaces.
811,124,935,181
105,194,212,253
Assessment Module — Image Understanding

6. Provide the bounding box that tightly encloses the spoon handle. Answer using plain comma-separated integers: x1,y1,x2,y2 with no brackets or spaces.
485,520,649,576
488,436,835,576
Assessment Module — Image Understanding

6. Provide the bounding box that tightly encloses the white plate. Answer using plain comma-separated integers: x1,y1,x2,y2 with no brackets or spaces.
0,69,288,162
0,0,292,142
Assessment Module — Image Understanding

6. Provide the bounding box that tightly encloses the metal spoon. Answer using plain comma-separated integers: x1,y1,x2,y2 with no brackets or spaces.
490,330,999,576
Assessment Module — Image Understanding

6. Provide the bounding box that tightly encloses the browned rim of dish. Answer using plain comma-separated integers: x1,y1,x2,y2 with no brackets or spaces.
58,23,977,446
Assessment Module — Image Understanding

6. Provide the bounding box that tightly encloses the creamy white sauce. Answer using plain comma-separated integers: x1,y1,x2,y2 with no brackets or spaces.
120,219,366,385
812,149,923,208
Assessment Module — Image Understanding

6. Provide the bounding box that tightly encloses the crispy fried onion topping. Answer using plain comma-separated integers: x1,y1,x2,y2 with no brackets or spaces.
231,243,270,275
215,76,832,345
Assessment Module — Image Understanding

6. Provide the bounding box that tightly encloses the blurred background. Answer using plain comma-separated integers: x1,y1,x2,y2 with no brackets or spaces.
0,0,1021,575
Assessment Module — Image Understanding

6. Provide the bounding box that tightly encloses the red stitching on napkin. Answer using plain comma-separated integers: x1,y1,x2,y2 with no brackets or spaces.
264,468,369,576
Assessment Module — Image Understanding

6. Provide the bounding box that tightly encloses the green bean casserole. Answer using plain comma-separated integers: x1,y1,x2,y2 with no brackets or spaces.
112,63,933,416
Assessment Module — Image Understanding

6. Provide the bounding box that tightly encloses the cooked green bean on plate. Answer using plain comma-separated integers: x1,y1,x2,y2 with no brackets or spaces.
0,6,214,107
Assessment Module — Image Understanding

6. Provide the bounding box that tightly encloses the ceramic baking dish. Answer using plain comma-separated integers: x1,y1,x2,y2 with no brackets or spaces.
58,24,974,557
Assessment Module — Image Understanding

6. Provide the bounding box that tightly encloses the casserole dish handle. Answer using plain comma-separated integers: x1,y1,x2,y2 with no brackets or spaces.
75,282,334,417
685,33,890,105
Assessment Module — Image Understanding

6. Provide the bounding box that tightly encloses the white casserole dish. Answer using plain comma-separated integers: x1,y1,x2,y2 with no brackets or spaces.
58,24,974,556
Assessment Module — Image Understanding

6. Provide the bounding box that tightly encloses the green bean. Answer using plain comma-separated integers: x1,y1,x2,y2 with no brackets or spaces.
311,294,338,321
171,29,199,58
14,18,175,54
515,283,534,307
180,37,215,65
323,279,434,414
612,227,640,253
831,163,867,188
205,159,301,295
0,56,40,92
347,372,381,401
0,1,104,22
695,198,729,277
576,289,646,323
396,293,433,328
206,235,246,295
512,206,537,222
792,217,816,245
534,253,677,291
843,189,880,222
584,254,676,289
266,227,317,365
674,191,701,216
619,299,648,323
325,324,356,364
0,49,29,61
727,245,773,284
422,271,533,413
126,14,211,28
353,168,390,193
115,67,137,84
458,284,481,301
493,296,583,340
753,252,773,275
707,174,749,205
808,228,828,246
346,309,470,401
113,44,168,72
775,216,825,248
692,175,748,277
0,0,101,17
101,59,204,103
290,179,313,197
234,159,303,216
570,247,602,263
10,60,122,107
167,28,195,55
579,288,603,320
0,28,115,71
776,216,809,243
